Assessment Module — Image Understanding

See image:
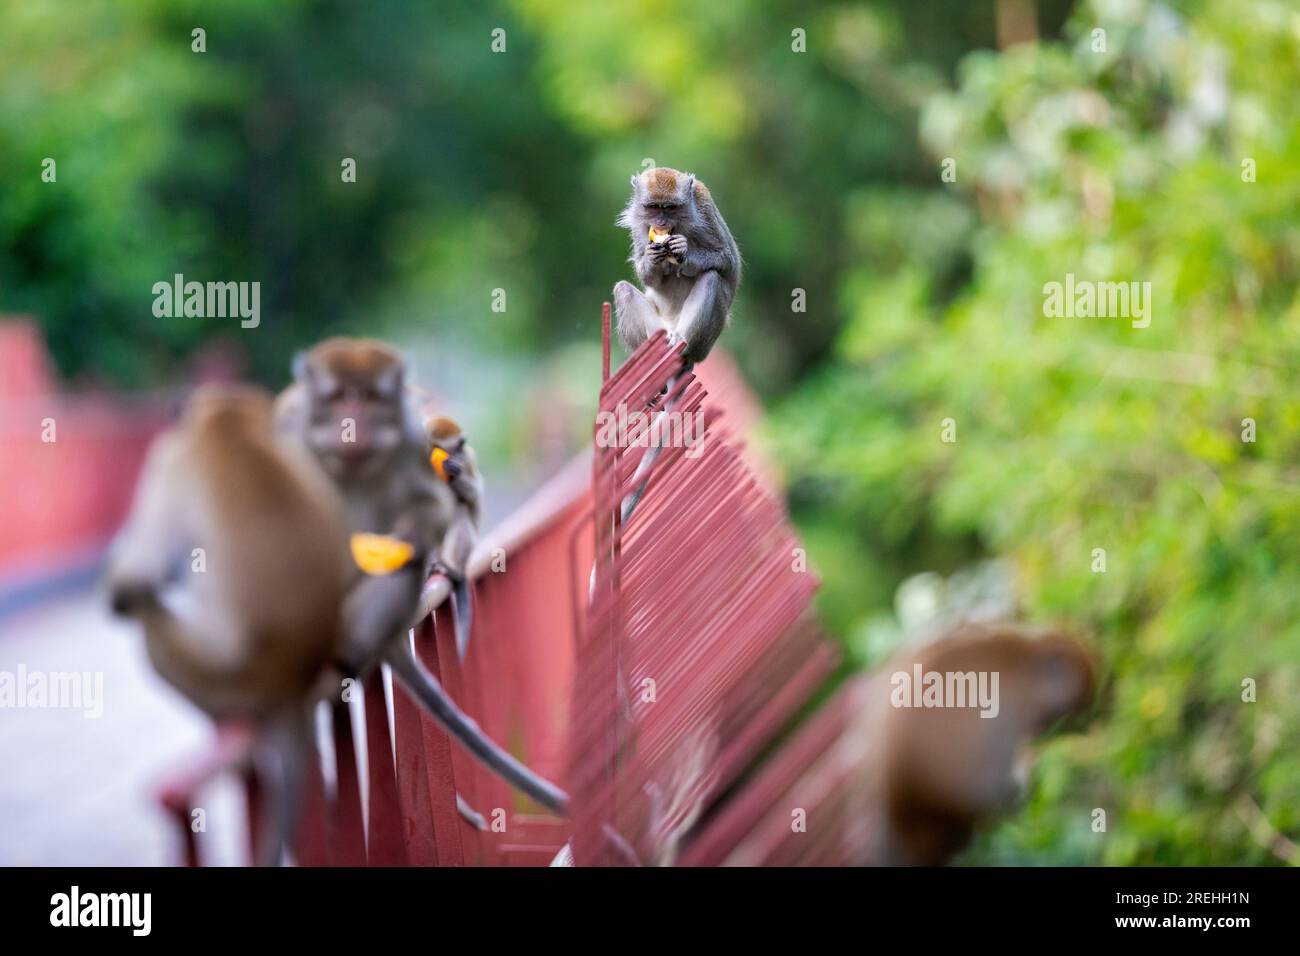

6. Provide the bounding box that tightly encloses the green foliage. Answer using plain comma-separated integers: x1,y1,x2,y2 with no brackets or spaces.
773,0,1300,864
2,0,1024,388
1,0,590,383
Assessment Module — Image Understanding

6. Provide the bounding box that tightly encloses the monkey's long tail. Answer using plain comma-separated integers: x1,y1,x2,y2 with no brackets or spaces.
384,642,570,816
251,709,312,867
618,365,694,524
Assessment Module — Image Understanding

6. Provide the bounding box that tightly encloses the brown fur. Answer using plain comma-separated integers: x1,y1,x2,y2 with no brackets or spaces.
109,384,349,719
643,167,680,198
276,347,567,814
275,339,444,535
427,415,463,443
107,386,355,864
854,624,1096,865
422,413,482,550
306,337,403,381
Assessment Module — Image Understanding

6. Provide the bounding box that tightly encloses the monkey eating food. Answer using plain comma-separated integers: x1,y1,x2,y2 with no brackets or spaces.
615,166,741,366
276,338,568,815
611,168,742,522
424,414,483,660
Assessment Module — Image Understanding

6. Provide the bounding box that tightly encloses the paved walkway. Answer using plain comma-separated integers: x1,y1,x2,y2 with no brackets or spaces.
0,591,243,865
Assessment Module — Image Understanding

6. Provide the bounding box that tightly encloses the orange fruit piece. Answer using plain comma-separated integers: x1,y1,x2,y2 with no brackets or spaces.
350,533,415,575
430,446,451,481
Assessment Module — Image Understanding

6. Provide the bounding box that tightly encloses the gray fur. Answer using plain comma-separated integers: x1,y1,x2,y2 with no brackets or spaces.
614,168,741,364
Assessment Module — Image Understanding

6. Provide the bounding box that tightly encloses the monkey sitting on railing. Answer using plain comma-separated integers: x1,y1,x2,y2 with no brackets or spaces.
276,338,569,816
614,166,741,366
423,415,483,660
107,384,351,865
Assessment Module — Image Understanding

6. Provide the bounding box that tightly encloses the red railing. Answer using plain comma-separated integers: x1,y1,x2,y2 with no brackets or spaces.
167,306,863,866
0,320,167,584
276,452,593,867
568,324,839,865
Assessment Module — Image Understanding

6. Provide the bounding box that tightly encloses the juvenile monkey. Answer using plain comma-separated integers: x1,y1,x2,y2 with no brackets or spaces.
277,338,568,815
424,415,483,660
107,384,351,865
614,167,742,366
852,624,1096,865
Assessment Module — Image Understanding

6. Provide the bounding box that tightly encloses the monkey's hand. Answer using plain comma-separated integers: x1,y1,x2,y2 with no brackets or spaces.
648,243,680,277
666,234,688,258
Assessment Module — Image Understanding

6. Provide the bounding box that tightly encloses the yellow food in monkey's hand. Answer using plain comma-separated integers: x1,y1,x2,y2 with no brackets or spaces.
430,446,451,482
350,533,415,575
649,226,671,244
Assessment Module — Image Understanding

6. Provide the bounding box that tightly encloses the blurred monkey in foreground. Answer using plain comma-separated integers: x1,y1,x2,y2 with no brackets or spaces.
273,338,454,565
107,385,350,865
277,338,568,814
274,338,454,668
614,167,741,366
424,415,483,660
851,624,1096,866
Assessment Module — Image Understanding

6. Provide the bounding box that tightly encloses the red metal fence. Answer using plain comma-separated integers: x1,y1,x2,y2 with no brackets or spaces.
173,309,864,866
568,328,839,864
269,451,593,867
2,314,879,865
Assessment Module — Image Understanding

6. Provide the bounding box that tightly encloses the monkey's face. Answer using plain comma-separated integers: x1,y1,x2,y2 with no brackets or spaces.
641,197,683,234
631,168,694,234
300,354,407,479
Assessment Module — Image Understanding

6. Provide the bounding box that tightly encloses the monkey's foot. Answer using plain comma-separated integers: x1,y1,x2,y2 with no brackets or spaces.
414,572,453,624
156,721,258,813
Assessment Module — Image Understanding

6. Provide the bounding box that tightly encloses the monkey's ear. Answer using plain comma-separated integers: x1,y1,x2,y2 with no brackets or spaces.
630,173,642,195
374,356,406,396
1033,641,1093,718
292,351,333,393
683,173,696,200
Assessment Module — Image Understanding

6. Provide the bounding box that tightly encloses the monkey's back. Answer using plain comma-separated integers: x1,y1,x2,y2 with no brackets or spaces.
854,626,1094,864
184,407,350,713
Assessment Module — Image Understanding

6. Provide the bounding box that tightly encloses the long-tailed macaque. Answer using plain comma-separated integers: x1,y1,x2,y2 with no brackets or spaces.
424,415,482,659
853,624,1096,866
277,338,568,815
614,167,741,366
107,384,350,865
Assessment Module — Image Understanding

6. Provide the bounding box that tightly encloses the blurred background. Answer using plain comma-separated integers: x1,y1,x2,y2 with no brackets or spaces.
2,0,1298,864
